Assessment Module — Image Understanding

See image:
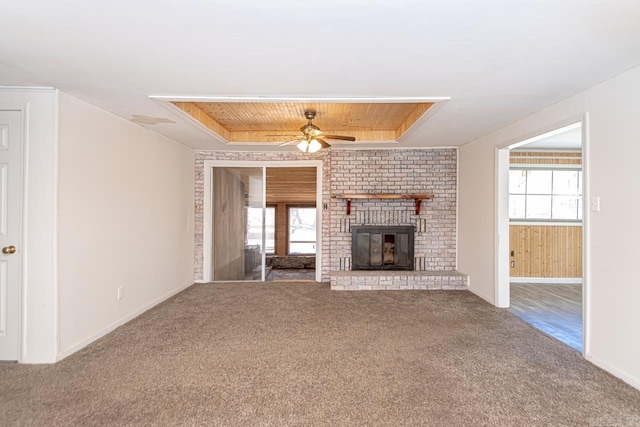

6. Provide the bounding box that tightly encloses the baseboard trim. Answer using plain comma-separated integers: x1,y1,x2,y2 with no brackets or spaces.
585,353,640,392
56,282,194,362
194,279,209,284
21,356,57,364
510,277,582,284
467,284,495,305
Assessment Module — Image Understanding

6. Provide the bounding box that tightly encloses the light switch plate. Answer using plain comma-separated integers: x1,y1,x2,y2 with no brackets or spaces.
591,196,601,212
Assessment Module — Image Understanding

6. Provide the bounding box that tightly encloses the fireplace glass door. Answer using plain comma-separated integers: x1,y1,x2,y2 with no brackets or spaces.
352,226,414,271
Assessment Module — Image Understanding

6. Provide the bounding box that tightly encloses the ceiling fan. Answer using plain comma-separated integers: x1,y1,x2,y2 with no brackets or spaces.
280,110,356,153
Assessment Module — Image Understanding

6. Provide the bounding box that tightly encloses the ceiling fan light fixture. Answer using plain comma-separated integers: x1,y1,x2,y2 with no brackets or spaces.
280,109,356,151
308,138,322,153
297,139,310,152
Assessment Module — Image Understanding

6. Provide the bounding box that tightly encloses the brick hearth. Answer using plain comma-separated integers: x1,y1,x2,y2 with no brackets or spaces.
330,270,468,291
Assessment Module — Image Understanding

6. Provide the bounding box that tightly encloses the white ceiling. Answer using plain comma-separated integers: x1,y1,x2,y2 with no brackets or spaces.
2,0,640,150
517,126,582,150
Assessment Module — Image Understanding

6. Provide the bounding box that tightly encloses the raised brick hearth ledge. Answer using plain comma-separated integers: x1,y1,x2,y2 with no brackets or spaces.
330,270,468,291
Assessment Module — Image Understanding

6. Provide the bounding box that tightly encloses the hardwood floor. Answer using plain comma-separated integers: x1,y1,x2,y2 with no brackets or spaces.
509,283,583,352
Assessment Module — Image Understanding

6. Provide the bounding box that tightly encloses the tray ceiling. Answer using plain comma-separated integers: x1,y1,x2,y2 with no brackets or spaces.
171,101,434,144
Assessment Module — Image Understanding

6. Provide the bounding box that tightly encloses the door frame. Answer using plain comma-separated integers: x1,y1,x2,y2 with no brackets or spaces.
495,115,589,356
202,160,324,283
0,87,59,363
0,108,25,361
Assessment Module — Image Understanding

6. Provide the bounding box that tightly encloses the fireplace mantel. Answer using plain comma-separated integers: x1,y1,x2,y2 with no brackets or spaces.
333,193,434,215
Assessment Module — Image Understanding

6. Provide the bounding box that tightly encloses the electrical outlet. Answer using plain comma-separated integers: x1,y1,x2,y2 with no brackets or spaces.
117,286,124,301
510,261,515,268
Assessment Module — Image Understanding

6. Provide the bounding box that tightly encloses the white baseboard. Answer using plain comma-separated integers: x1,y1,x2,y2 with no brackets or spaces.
56,282,194,362
21,356,57,364
585,353,640,392
194,279,209,284
467,283,496,305
510,277,582,284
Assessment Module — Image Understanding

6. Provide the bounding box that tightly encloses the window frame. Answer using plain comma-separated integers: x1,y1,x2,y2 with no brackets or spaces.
264,204,277,255
509,165,583,223
286,204,317,255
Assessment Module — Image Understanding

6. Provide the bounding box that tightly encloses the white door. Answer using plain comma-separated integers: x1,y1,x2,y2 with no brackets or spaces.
0,110,23,360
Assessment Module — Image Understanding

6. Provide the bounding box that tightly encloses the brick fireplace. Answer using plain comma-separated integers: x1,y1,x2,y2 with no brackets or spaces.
329,149,467,290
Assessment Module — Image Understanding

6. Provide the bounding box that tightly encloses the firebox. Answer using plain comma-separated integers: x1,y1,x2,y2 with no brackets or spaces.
351,226,414,271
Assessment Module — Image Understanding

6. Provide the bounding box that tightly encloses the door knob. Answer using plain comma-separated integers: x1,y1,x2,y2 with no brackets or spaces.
2,245,16,254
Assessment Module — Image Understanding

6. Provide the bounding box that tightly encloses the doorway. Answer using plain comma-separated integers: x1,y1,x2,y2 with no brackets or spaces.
204,161,322,283
0,110,24,361
497,122,586,353
265,167,317,282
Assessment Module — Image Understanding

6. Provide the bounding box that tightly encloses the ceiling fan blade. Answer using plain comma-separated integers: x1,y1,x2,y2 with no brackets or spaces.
323,134,356,141
279,137,303,146
317,138,331,148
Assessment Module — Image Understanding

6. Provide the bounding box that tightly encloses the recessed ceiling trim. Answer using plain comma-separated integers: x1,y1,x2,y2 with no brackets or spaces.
152,98,229,146
149,95,451,103
158,97,450,147
396,100,449,143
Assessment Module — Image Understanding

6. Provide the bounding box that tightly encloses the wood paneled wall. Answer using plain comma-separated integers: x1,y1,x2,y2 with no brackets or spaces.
274,203,288,255
510,225,582,278
510,151,581,165
213,168,246,280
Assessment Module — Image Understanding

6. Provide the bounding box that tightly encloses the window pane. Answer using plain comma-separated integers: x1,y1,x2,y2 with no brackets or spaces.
289,207,316,254
289,242,316,255
526,195,552,218
265,207,275,254
577,196,583,220
246,207,263,249
509,195,526,218
553,171,579,195
552,195,579,219
577,171,583,195
509,170,527,194
526,170,552,194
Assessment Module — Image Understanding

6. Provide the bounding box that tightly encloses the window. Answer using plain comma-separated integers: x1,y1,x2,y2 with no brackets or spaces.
265,207,275,254
246,206,276,254
288,207,317,254
509,169,582,220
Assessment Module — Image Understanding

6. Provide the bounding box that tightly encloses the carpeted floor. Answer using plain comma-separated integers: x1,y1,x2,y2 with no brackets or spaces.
1,283,640,426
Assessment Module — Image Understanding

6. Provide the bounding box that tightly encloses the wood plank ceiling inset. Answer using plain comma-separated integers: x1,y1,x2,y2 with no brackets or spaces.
172,101,434,143
223,167,317,204
196,103,421,131
266,167,317,204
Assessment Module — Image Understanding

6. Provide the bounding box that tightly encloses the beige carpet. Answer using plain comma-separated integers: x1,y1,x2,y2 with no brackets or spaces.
1,282,639,426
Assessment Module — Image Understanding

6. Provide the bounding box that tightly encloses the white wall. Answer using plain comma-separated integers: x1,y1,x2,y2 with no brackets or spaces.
458,66,640,390
57,93,195,358
0,88,58,362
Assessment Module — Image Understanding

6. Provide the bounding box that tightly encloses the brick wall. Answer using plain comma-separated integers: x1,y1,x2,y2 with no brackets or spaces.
193,148,457,282
330,149,457,272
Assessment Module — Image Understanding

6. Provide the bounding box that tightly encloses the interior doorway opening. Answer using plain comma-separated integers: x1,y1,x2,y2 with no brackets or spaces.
497,121,586,353
265,167,317,282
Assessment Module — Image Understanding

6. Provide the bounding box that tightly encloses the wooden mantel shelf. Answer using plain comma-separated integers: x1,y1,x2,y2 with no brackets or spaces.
332,194,434,215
